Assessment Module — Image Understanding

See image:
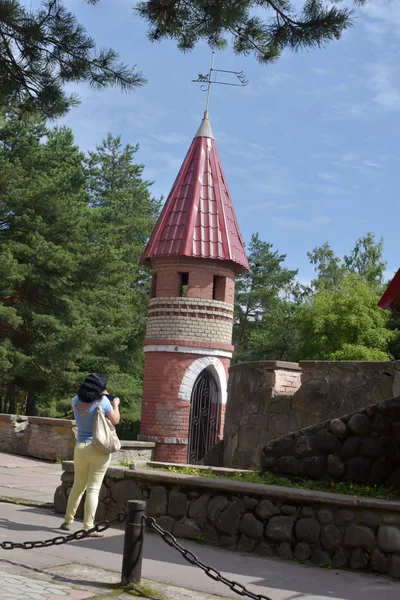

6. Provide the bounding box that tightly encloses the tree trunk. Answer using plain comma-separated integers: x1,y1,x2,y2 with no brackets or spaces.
25,392,37,416
7,383,15,414
0,389,3,414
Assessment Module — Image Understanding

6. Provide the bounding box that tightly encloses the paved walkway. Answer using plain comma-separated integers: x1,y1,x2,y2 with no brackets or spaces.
0,453,61,504
1,452,400,599
0,572,93,599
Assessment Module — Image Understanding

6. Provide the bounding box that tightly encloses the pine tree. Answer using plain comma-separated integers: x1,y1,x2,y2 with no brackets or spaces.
0,0,144,118
82,134,160,431
233,233,297,361
136,0,354,64
0,116,93,414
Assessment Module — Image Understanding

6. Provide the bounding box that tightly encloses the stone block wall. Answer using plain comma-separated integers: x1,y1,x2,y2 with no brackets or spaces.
111,441,155,465
261,395,400,488
223,360,400,471
0,414,76,461
56,463,400,578
223,361,302,470
297,361,400,424
0,414,154,463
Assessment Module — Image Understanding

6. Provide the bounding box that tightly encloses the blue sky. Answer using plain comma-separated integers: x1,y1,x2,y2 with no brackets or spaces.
32,0,399,283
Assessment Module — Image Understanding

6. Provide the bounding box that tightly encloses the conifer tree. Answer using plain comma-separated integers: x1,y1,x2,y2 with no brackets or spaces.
81,134,160,431
0,116,93,414
0,0,144,118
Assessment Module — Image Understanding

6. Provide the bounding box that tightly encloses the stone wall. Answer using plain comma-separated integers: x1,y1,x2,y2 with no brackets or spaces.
297,361,400,423
261,395,400,488
0,414,154,463
0,414,76,461
112,441,155,466
56,463,400,578
223,360,400,471
223,361,301,470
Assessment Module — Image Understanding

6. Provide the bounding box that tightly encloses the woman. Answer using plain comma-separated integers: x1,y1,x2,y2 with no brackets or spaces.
60,373,120,536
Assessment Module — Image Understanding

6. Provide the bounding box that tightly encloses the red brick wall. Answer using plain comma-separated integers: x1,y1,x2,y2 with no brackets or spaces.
154,443,187,463
152,257,236,303
141,352,231,463
141,256,236,464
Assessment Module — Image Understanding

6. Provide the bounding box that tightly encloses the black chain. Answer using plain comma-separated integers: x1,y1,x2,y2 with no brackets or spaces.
0,511,126,551
144,516,273,600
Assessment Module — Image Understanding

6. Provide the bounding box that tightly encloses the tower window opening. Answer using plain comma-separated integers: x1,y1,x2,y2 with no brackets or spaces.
150,273,157,298
180,272,189,297
213,275,226,301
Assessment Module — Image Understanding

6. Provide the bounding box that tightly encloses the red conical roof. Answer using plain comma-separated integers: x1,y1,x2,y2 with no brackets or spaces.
378,269,400,313
140,111,249,272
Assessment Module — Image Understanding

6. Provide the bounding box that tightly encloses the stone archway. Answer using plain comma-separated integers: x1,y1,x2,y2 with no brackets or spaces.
187,369,220,464
178,356,227,465
178,356,227,404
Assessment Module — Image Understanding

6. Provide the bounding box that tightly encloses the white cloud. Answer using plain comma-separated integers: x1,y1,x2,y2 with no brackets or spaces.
312,67,331,76
363,159,381,169
361,2,400,40
368,63,400,111
247,201,295,210
150,132,190,145
321,102,369,122
340,152,358,162
318,172,339,182
273,216,331,230
244,71,297,96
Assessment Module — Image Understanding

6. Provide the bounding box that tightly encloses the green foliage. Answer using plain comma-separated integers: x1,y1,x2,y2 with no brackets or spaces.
247,295,301,361
164,465,400,500
0,116,93,413
236,232,397,363
136,0,353,64
0,115,159,419
294,273,394,361
308,233,387,291
233,232,298,361
0,0,144,118
344,232,386,286
81,134,160,423
388,314,400,360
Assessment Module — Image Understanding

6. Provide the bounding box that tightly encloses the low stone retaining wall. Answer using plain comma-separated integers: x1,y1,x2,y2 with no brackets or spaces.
0,413,155,463
56,462,400,578
0,414,76,461
261,395,400,488
112,441,155,465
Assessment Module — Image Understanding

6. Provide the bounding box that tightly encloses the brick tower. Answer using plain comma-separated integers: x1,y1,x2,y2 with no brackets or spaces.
139,111,249,464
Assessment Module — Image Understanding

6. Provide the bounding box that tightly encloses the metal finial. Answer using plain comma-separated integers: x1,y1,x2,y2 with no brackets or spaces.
192,51,249,112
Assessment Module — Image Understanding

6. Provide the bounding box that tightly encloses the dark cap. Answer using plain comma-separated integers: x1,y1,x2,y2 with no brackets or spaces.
77,373,107,403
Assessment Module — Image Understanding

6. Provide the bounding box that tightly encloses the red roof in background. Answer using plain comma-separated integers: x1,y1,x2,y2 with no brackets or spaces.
378,269,400,313
140,112,249,272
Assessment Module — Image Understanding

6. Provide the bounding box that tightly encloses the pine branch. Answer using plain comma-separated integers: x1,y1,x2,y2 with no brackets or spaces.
136,0,354,63
0,0,146,118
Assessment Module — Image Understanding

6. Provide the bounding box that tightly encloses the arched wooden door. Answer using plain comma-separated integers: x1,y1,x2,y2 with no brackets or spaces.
188,369,220,465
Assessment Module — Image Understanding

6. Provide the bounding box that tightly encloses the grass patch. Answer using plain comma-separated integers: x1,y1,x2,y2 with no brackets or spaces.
123,582,163,598
164,466,400,501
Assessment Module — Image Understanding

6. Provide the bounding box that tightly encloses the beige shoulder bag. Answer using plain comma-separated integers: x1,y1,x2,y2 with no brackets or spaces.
92,400,121,454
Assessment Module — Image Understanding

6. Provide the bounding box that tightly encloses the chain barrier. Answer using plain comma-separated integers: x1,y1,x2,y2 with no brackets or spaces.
144,516,273,600
1,508,272,600
0,511,126,551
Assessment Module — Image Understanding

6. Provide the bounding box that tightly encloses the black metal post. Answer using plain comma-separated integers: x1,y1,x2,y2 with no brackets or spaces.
121,499,146,586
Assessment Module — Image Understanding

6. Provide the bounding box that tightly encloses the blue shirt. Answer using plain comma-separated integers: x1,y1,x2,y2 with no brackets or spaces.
72,395,113,443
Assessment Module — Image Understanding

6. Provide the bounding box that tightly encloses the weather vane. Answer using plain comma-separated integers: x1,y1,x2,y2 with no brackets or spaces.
192,52,249,112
